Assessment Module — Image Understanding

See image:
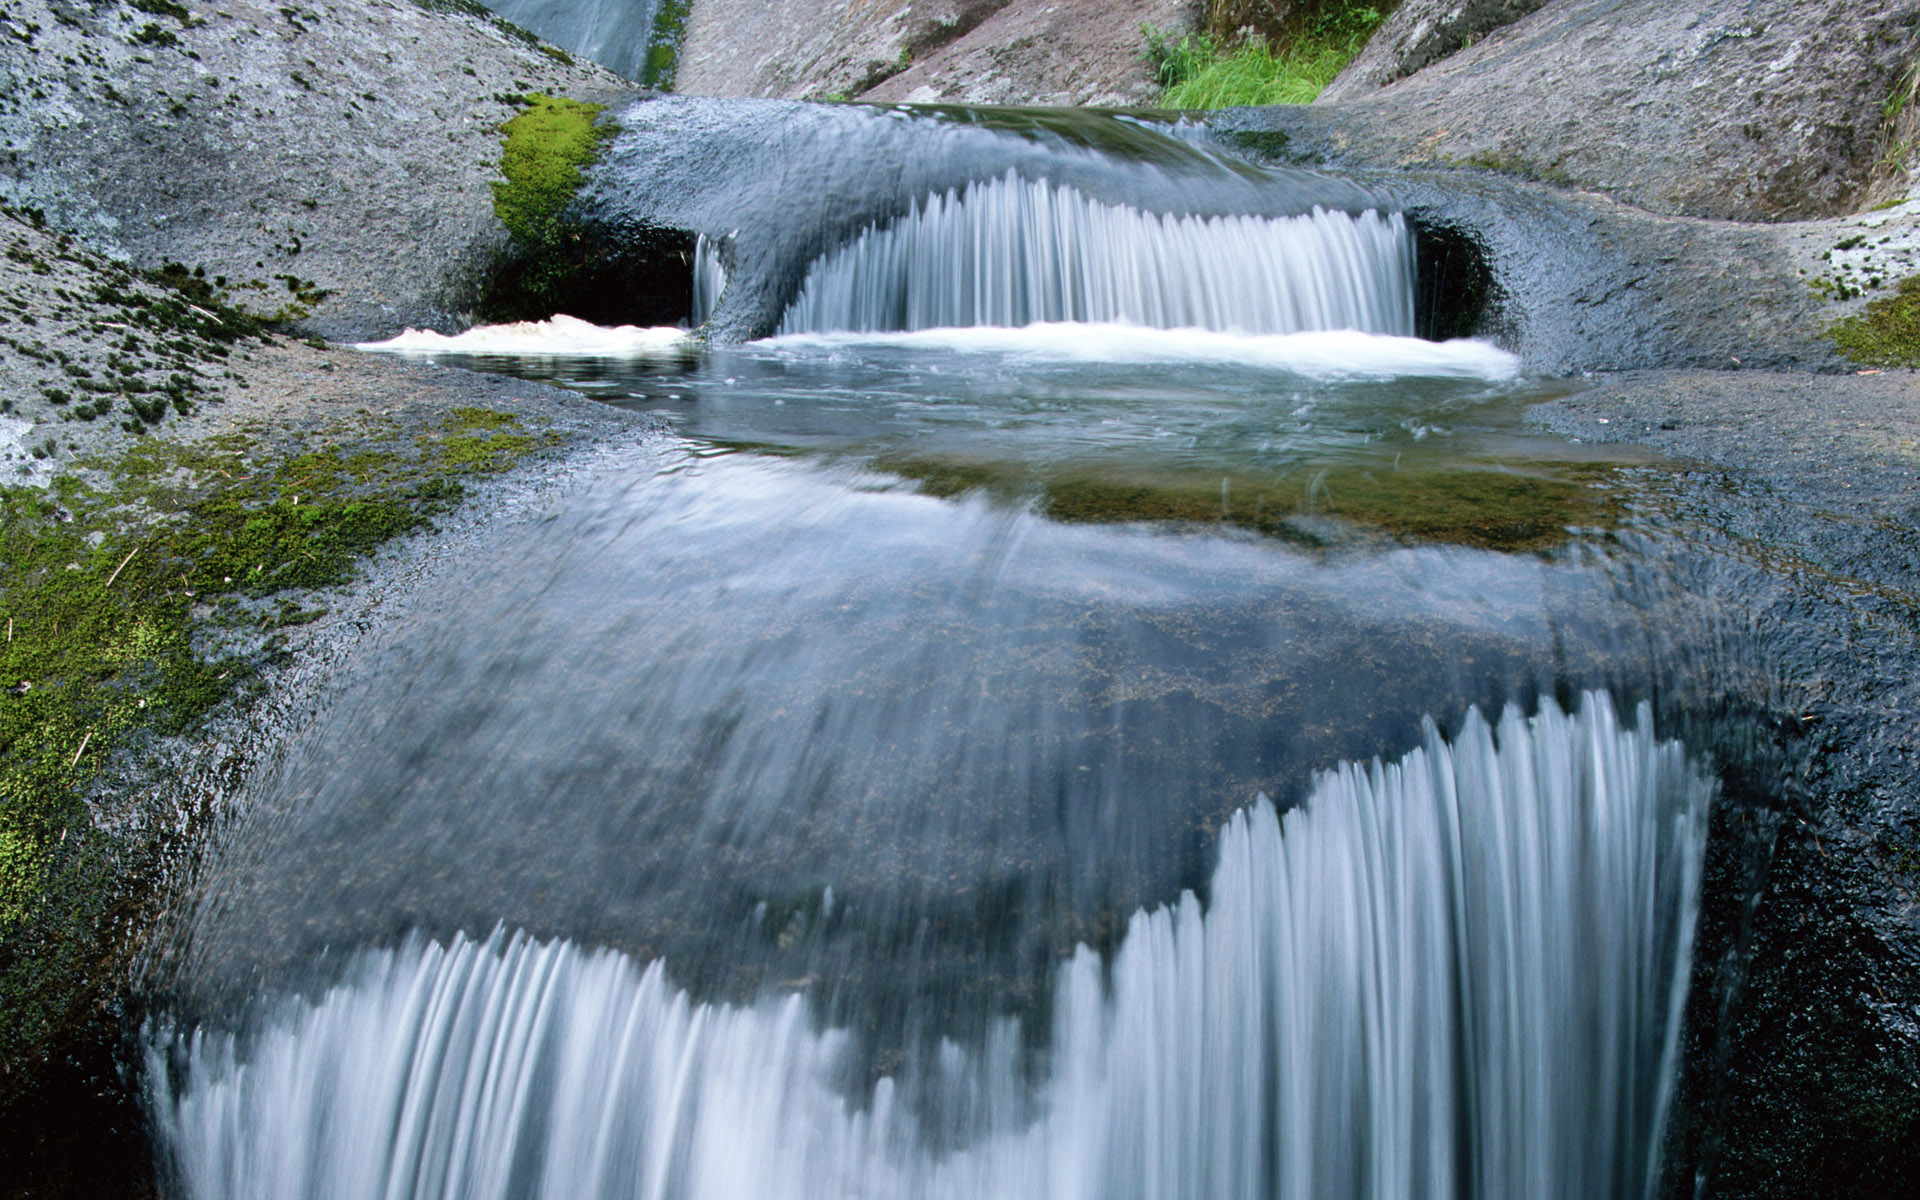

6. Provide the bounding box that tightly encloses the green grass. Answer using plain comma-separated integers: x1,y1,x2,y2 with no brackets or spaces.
1151,5,1387,108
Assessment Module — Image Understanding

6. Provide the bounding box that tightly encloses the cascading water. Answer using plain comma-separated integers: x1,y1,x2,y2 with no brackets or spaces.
148,694,1708,1200
776,172,1418,336
138,99,1734,1200
479,0,668,81
690,233,727,328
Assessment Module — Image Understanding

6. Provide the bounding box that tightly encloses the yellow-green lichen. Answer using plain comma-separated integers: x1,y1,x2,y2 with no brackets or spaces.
1830,274,1920,367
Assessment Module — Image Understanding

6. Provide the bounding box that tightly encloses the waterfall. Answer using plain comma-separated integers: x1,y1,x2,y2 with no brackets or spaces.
690,233,727,328
148,692,1708,1200
480,0,666,81
776,172,1418,337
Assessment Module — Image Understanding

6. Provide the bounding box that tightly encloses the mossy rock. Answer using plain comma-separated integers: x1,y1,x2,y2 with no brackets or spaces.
492,94,613,246
0,408,554,1113
480,96,698,325
1830,274,1920,367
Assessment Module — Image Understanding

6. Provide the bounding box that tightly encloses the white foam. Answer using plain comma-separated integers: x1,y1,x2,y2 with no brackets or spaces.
763,324,1521,380
355,314,690,357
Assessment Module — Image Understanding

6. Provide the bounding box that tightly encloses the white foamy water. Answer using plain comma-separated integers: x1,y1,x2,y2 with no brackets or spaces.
778,172,1418,337
149,693,1708,1200
763,324,1519,380
355,314,689,357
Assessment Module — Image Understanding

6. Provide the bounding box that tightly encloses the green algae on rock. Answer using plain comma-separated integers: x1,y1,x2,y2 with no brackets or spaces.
869,453,1630,554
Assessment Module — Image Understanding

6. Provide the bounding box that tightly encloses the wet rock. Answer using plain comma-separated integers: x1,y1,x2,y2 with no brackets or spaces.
1527,370,1920,1200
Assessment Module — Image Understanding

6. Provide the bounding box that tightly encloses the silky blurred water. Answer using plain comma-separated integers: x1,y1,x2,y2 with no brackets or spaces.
152,151,1716,1200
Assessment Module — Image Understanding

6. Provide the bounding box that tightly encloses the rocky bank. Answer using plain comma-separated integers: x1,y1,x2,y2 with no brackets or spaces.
0,0,641,340
674,0,1196,106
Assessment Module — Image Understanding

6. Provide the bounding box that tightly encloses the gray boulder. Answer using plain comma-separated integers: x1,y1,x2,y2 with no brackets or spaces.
863,0,1197,107
674,0,1195,106
0,0,637,339
1308,0,1920,222
1320,1,1549,99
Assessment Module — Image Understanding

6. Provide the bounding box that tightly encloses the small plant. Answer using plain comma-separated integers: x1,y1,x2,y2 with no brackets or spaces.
1148,4,1387,108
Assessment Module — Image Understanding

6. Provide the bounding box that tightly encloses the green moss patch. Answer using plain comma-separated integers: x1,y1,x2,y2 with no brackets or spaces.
480,97,698,326
492,94,612,246
482,95,638,322
1829,274,1920,367
642,0,691,90
0,407,552,1103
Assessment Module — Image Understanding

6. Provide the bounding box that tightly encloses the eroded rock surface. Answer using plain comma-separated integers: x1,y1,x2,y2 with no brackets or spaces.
1320,0,1548,98
863,0,1195,107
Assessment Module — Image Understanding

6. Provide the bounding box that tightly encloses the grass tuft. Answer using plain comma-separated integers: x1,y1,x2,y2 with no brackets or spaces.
1150,5,1387,108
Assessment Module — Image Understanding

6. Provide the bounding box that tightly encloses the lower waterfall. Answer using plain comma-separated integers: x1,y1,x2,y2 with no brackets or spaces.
776,172,1418,337
148,692,1709,1200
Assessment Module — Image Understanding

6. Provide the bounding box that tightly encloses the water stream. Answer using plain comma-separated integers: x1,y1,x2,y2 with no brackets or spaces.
146,107,1724,1200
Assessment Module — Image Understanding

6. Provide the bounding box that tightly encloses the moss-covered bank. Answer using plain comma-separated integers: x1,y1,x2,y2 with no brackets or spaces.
480,92,697,328
0,400,554,1192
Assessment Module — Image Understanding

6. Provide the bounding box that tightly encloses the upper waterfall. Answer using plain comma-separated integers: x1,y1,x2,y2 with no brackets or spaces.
776,172,1418,337
480,0,668,81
